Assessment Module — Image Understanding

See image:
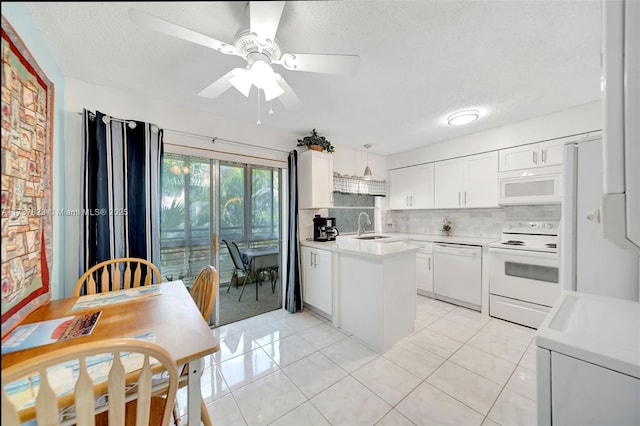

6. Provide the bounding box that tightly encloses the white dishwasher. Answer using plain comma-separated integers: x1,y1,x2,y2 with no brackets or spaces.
433,243,482,311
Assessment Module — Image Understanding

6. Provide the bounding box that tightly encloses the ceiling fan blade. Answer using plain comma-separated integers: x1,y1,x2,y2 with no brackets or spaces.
277,53,360,75
274,74,303,110
250,1,285,44
129,9,239,56
198,69,243,98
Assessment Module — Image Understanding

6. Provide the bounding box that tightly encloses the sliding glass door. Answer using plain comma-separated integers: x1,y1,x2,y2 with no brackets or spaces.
160,153,216,291
161,154,282,327
218,162,281,326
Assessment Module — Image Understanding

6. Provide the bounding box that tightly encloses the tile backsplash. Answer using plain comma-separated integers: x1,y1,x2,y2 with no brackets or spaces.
385,204,561,237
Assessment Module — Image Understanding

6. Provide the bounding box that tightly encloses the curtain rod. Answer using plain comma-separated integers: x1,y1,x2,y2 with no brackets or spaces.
164,141,287,165
163,128,291,154
77,112,291,154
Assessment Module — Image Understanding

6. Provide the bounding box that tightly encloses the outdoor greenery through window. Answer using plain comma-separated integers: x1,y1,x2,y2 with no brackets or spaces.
160,153,281,290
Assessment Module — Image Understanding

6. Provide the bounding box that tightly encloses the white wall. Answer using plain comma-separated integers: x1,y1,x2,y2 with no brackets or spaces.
387,101,601,169
333,146,386,181
63,78,383,294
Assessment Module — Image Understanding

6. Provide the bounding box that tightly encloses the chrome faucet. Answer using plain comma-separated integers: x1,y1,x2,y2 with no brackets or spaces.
357,212,372,236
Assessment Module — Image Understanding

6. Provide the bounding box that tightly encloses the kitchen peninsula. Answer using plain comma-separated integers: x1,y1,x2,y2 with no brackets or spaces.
300,237,419,352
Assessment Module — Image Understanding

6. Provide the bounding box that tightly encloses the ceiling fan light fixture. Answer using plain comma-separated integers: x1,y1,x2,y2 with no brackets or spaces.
447,109,480,126
263,79,284,101
229,69,252,97
250,59,275,89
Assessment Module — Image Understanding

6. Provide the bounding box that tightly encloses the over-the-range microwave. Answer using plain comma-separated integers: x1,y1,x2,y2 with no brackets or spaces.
498,165,562,205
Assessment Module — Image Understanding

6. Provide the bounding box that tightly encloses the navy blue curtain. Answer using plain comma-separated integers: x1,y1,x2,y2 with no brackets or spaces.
285,150,302,313
80,110,162,284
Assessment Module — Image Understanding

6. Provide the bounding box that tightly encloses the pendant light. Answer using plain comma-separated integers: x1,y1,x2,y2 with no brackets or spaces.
363,144,372,180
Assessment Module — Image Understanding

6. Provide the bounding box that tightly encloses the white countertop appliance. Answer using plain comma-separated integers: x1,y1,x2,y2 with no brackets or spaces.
488,220,561,328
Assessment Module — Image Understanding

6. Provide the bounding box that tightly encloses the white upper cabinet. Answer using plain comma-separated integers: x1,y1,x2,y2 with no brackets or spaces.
464,151,499,207
389,163,434,210
298,150,333,209
499,139,565,172
435,151,499,208
434,159,463,209
537,139,565,167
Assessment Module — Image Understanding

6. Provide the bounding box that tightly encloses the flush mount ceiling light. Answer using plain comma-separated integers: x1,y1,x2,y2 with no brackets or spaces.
363,144,372,180
447,109,480,126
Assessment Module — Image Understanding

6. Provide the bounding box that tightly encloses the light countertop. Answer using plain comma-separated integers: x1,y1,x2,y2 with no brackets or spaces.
401,233,500,247
536,290,640,378
300,238,418,259
333,233,500,247
300,232,499,258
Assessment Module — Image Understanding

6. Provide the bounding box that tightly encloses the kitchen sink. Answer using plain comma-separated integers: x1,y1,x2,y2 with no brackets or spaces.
355,235,391,240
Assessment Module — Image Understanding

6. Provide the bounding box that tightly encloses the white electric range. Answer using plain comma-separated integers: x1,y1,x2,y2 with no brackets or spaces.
488,221,561,328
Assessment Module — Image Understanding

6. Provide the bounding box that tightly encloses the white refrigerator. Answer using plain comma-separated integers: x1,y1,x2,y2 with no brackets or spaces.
536,2,640,425
560,136,639,301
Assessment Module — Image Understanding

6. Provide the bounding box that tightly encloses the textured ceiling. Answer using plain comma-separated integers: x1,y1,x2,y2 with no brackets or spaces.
26,1,602,155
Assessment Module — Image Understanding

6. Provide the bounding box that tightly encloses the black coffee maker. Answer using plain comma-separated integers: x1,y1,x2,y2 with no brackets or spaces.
313,215,339,241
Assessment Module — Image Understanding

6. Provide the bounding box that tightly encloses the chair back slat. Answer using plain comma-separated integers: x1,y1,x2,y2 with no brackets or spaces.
75,358,95,425
100,267,110,294
74,258,161,297
132,263,142,289
2,339,178,426
35,366,58,425
124,262,133,289
144,266,153,286
2,387,20,425
135,354,153,426
87,275,97,296
112,263,122,292
108,353,126,426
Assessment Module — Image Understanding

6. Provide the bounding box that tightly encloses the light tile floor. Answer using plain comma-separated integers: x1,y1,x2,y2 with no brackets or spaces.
176,296,538,426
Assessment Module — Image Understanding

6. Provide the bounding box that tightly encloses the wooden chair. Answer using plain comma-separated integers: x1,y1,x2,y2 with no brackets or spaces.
74,257,161,297
1,338,178,426
172,265,218,426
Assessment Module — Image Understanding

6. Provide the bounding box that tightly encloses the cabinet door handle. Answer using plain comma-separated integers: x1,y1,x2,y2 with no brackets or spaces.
542,149,547,163
464,191,467,206
428,257,431,270
406,195,409,206
410,195,414,206
533,151,538,164
458,192,461,207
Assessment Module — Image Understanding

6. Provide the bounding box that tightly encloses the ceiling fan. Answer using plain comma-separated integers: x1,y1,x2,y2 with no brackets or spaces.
129,2,360,110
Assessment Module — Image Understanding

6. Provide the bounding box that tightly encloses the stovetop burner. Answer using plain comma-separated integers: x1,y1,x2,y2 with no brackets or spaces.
502,240,525,246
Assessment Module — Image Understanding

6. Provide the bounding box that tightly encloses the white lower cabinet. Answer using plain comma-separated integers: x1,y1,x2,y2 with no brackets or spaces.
409,240,434,296
301,246,332,315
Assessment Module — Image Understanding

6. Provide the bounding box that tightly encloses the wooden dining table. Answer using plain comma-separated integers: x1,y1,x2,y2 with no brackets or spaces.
1,280,219,424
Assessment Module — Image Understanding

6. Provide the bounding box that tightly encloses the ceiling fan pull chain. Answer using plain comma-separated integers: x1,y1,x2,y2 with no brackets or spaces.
257,89,262,126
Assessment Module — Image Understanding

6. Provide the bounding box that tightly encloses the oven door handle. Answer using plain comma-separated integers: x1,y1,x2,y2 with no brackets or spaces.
488,247,559,260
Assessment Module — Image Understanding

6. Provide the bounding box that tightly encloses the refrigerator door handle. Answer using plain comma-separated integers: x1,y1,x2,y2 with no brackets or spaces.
585,209,601,223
